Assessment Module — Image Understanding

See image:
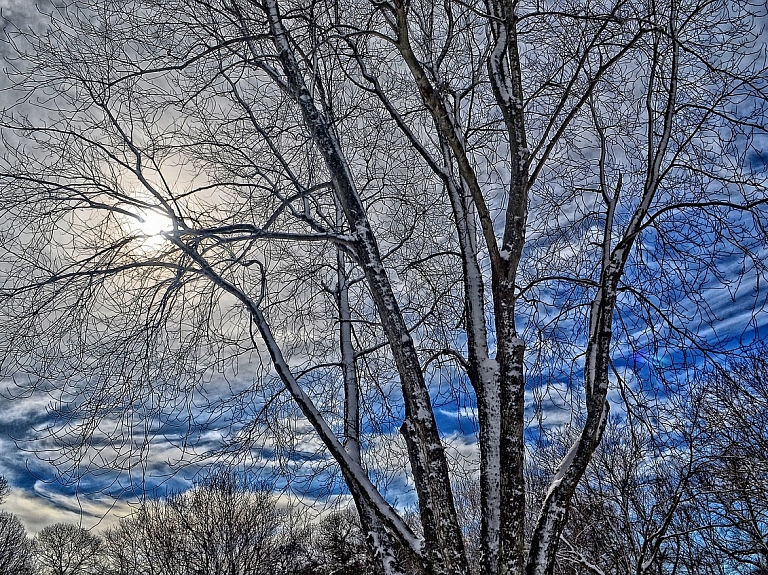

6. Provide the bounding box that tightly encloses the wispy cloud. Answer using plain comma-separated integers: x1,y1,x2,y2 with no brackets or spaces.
2,481,132,535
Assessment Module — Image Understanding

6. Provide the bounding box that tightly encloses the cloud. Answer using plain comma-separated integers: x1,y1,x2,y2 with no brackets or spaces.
2,481,133,535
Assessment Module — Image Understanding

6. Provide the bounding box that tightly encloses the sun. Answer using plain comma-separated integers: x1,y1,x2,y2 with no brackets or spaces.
138,210,172,237
124,208,173,251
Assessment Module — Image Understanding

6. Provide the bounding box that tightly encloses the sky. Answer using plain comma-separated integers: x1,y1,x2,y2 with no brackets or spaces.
0,0,766,540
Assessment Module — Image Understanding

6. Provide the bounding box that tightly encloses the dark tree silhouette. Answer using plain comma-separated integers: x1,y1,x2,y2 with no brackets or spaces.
33,523,103,575
0,511,33,575
104,472,288,575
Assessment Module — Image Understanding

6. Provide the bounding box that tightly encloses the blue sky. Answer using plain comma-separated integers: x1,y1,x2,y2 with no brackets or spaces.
0,169,765,536
3,264,764,535
0,0,766,539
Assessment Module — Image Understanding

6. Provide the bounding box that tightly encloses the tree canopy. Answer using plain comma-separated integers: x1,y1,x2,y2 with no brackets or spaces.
0,0,766,574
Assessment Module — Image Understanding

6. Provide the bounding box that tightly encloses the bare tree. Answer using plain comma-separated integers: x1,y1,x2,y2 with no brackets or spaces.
535,417,699,575
104,471,284,575
0,0,766,574
312,508,384,575
523,349,768,575
685,352,768,574
0,511,33,575
33,523,103,575
0,479,33,575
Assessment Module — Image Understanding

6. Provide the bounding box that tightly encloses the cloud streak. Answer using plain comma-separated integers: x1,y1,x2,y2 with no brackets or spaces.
2,481,132,535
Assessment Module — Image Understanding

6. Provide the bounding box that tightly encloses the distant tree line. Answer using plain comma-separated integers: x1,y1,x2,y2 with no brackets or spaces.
0,471,380,575
0,353,766,575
